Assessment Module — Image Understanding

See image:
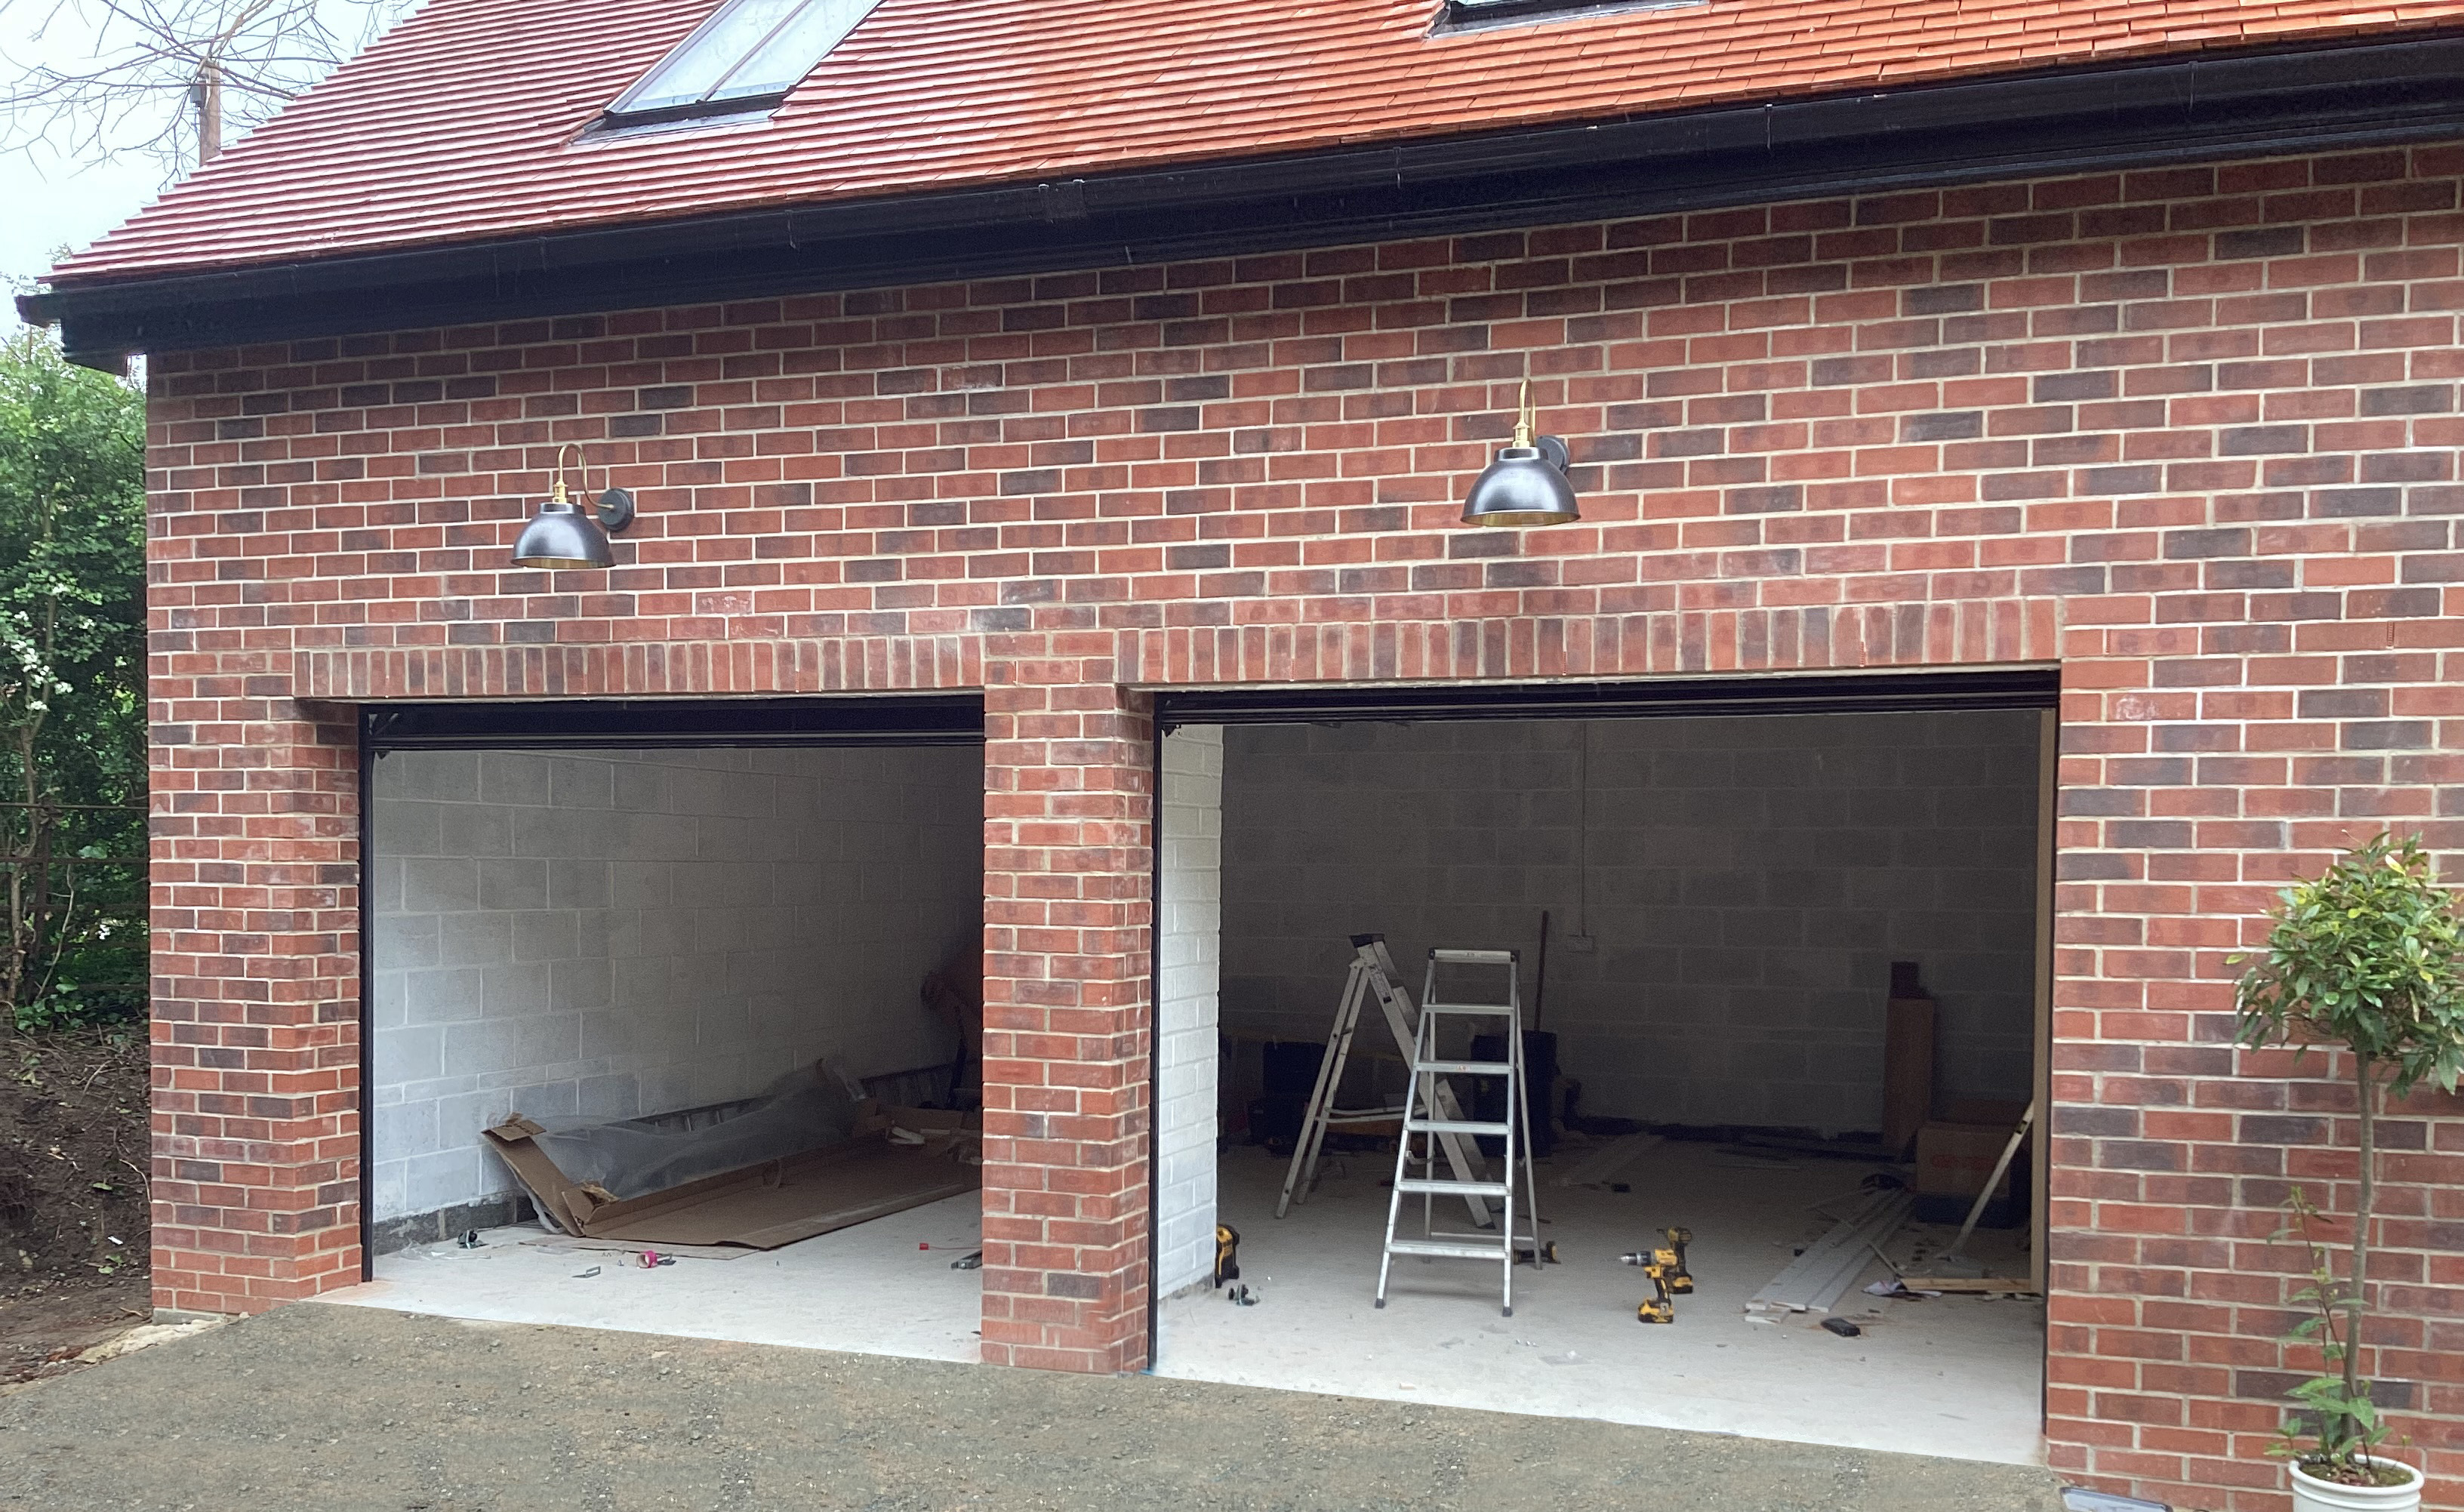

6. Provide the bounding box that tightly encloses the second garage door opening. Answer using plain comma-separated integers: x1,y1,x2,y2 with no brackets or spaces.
1153,687,2053,1464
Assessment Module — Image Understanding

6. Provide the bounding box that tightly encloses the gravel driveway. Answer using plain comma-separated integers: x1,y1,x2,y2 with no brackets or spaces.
0,1301,2069,1510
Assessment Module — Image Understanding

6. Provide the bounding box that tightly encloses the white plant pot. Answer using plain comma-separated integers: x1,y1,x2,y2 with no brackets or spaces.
2290,1458,2425,1512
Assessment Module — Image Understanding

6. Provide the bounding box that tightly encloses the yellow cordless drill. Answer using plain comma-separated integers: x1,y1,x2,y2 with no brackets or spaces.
1655,1227,1694,1294
1636,1261,1677,1323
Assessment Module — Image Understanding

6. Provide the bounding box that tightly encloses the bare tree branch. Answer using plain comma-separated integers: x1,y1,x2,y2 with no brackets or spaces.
0,0,411,176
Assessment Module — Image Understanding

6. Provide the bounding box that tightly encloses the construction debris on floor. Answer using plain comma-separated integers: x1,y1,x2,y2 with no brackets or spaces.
1158,1138,2047,1466
1175,946,2043,1451
1748,1185,1917,1315
483,1062,981,1250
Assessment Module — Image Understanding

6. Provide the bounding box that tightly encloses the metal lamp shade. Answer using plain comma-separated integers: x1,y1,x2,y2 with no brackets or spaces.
512,499,616,568
1461,446,1580,527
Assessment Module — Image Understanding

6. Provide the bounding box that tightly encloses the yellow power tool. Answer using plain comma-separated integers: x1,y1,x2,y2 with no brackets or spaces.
1636,1261,1677,1324
1654,1226,1694,1294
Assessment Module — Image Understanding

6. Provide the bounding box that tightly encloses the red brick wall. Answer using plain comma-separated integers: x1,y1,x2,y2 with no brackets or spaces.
980,673,1155,1372
147,142,2464,1510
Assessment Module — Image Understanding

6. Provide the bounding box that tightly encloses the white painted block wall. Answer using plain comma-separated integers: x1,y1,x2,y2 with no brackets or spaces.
368,745,982,1224
1218,710,2040,1135
1154,727,1223,1296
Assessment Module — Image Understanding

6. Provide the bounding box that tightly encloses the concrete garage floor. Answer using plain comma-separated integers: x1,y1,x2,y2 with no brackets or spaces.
320,1190,984,1362
1157,1141,2044,1466
0,1304,2067,1512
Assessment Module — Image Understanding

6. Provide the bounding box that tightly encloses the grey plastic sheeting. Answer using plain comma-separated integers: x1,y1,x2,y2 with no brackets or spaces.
523,1064,860,1215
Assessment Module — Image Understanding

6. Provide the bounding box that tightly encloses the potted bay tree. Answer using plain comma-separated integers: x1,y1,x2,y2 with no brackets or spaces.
2234,833,2464,1511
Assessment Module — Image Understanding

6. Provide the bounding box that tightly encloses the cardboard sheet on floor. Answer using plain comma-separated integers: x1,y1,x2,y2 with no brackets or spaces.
483,1102,979,1251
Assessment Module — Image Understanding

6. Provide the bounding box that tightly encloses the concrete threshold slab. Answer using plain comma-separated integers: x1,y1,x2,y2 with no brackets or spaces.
315,1190,983,1363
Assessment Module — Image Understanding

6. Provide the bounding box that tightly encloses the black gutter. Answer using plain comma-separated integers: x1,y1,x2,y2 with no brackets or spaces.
23,32,2464,368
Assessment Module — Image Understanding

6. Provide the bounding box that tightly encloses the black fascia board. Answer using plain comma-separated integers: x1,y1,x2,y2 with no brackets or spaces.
1152,668,2062,730
23,32,2464,368
360,692,985,750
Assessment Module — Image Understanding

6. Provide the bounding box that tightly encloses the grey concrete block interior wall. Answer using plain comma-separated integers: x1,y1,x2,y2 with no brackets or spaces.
1218,710,2041,1134
368,745,984,1224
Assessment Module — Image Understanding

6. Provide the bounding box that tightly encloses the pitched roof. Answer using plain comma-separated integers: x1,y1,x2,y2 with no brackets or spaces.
49,0,2464,285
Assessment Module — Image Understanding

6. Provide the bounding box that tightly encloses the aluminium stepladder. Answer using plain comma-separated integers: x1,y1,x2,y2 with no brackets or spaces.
1375,947,1543,1317
1278,935,1490,1225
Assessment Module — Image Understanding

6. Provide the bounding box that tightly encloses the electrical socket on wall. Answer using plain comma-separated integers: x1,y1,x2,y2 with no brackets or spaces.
1563,935,1595,953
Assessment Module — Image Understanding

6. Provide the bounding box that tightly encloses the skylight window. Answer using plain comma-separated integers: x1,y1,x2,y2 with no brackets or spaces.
604,0,881,127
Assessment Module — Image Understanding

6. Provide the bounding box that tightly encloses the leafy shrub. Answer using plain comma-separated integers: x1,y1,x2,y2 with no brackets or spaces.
2235,833,2464,1483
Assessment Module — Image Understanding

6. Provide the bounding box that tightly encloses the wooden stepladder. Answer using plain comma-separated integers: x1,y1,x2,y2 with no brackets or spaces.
1276,935,1490,1226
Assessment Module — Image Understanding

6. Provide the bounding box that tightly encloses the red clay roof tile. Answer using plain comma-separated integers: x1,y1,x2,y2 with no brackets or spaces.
48,0,2464,283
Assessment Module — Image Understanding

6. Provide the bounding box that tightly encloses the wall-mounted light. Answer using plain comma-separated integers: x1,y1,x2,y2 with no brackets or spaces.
1461,379,1579,528
512,443,636,569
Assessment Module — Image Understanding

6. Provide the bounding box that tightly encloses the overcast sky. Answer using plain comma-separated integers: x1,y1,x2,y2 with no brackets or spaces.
2,147,162,304
3,0,401,330
5,4,430,331
3,4,174,331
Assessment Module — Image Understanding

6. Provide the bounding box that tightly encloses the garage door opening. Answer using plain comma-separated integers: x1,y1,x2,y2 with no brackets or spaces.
1150,673,2056,1465
341,697,988,1363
